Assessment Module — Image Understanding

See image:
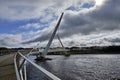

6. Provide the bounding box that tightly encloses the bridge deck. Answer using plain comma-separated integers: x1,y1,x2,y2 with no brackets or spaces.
0,54,16,80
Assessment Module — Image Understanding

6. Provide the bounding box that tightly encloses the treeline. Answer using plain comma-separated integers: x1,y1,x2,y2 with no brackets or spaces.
0,47,32,50
48,46,120,55
90,46,120,53
0,47,32,56
1,46,120,56
69,46,120,54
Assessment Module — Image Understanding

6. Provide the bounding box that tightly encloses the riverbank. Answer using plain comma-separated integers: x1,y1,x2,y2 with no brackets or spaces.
47,51,120,55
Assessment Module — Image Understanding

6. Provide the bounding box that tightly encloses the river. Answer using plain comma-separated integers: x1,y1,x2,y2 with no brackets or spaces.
26,54,120,80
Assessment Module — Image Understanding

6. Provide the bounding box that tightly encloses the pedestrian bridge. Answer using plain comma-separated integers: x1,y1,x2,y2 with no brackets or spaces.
0,12,65,80
14,13,64,80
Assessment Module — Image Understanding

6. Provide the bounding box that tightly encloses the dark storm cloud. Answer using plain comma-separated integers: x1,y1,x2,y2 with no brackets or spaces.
104,37,120,43
90,0,120,22
60,0,120,36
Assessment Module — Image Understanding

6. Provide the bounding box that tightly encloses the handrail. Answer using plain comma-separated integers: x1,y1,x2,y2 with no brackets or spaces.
14,51,61,80
14,53,21,80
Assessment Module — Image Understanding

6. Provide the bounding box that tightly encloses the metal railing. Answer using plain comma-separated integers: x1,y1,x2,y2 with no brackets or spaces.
14,50,61,80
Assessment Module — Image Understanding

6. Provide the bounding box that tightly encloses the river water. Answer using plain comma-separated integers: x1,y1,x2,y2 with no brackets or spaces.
27,54,120,80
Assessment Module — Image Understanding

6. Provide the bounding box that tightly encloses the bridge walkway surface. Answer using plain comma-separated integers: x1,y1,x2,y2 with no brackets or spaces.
0,54,16,80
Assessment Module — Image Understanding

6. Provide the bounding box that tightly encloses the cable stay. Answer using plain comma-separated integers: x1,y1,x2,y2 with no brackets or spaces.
56,34,70,56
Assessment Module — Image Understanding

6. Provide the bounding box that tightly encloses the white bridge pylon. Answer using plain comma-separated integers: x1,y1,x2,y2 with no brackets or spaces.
41,12,64,56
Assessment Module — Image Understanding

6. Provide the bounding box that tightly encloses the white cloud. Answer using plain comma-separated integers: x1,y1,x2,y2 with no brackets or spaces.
0,34,22,47
0,0,94,20
19,23,41,30
0,0,52,20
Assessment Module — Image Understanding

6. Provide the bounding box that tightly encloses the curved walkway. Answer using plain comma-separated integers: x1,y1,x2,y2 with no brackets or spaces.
0,54,16,80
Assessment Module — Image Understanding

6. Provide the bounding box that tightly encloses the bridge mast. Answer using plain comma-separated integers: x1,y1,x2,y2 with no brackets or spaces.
42,12,64,56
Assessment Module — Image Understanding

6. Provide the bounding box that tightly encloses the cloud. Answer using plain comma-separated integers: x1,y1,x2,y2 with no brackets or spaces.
104,34,120,44
22,21,58,44
22,30,120,47
19,23,41,30
83,32,120,46
107,38,120,43
60,0,120,36
23,0,120,44
0,0,52,20
0,0,94,20
1,0,120,47
0,34,22,47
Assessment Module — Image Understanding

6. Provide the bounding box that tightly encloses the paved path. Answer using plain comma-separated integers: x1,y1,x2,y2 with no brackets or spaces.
0,54,16,80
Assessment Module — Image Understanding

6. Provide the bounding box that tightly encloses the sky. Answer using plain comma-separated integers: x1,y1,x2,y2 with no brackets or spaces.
0,0,120,48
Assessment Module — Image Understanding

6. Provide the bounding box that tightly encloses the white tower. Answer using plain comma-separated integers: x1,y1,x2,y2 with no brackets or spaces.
41,13,64,56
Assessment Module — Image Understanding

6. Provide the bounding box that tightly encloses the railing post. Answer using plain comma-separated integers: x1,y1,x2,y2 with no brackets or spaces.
14,53,21,80
24,61,27,80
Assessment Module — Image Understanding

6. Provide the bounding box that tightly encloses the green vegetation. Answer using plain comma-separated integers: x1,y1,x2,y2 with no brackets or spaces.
48,46,120,55
0,47,32,56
